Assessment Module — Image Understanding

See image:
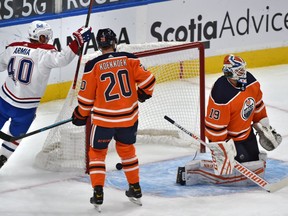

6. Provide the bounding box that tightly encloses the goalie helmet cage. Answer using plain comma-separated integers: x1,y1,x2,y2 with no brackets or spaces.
34,41,206,173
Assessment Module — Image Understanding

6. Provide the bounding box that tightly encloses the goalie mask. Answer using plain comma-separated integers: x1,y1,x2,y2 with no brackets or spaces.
222,54,247,90
96,28,117,50
28,20,53,44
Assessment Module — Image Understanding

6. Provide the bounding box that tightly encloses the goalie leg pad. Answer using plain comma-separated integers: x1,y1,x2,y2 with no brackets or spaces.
259,151,267,162
207,139,237,176
185,159,265,186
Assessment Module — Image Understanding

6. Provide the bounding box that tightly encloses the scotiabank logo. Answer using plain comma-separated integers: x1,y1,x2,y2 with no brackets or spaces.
150,6,288,42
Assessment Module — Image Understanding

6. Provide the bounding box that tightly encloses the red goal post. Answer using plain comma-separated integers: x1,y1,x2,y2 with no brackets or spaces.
34,41,206,173
134,42,205,153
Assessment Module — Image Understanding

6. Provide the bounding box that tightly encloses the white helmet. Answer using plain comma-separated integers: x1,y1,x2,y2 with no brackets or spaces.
222,54,247,81
28,20,53,43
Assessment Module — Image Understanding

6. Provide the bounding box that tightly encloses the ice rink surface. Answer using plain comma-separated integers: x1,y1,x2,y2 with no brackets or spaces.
0,64,288,216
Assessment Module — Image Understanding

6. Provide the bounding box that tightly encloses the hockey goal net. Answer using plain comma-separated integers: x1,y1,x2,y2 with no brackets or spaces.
34,42,205,172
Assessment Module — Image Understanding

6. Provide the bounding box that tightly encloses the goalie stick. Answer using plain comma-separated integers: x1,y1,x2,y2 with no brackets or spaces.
164,115,288,193
0,118,72,142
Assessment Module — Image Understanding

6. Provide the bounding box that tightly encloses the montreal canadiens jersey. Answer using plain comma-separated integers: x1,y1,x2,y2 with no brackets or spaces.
78,51,156,128
0,41,76,109
205,72,267,142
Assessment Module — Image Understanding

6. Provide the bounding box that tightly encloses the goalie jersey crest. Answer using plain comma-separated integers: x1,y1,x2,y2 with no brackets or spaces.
241,97,255,120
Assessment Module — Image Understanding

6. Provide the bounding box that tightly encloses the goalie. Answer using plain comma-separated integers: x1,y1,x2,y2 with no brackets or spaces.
177,54,282,186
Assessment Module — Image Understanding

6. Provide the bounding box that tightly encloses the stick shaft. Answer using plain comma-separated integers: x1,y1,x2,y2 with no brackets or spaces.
0,118,72,142
72,0,93,89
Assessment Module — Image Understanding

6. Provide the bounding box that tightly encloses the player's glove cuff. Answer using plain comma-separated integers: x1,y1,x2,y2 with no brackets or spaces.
137,88,151,103
73,26,92,47
72,106,88,126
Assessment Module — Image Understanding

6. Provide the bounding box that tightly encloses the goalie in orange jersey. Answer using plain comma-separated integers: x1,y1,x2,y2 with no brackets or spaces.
177,54,282,186
72,28,155,207
205,54,281,162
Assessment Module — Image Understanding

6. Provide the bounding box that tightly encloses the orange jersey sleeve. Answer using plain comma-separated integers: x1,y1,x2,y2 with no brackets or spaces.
205,72,267,142
77,52,155,128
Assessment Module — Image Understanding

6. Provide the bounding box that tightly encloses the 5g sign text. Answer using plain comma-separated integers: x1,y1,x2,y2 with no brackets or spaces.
0,0,53,20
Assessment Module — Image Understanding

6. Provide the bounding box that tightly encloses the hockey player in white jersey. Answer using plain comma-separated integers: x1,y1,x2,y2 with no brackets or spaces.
0,20,92,168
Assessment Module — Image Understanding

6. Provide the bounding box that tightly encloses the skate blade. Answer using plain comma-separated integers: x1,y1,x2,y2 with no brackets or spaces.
128,197,142,206
92,204,102,213
90,198,102,213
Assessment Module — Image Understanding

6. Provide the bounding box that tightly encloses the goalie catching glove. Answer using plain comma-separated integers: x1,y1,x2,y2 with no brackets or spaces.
72,106,88,126
253,122,282,151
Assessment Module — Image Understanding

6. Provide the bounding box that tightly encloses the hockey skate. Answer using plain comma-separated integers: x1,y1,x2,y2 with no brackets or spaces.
176,166,186,185
125,183,142,206
90,186,103,212
0,155,7,169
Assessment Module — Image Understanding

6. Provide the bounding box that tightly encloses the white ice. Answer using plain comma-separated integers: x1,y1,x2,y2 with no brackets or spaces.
0,64,288,216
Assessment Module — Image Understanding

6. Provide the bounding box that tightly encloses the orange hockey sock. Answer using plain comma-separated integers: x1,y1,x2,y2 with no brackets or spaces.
116,141,139,184
88,147,108,187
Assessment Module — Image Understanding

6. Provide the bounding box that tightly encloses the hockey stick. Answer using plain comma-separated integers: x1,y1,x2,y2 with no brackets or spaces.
72,0,93,91
0,118,73,142
69,0,93,106
164,115,288,192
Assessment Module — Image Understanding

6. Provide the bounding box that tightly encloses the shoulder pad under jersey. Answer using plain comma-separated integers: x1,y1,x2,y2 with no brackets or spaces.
245,71,257,85
211,72,257,104
211,76,241,104
7,42,56,51
6,42,57,51
84,51,137,72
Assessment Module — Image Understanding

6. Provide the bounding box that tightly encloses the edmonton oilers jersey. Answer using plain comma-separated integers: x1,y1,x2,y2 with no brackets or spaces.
77,51,155,128
205,72,267,142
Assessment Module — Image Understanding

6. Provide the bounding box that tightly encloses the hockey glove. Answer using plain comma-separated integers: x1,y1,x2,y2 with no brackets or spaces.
73,26,92,47
72,106,88,126
137,88,151,103
254,123,282,151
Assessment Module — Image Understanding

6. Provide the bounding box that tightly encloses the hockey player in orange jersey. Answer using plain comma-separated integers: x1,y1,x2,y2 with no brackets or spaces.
177,54,282,186
72,28,155,208
205,54,281,162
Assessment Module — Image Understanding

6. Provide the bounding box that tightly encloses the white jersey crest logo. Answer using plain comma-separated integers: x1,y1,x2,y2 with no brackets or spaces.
241,97,255,120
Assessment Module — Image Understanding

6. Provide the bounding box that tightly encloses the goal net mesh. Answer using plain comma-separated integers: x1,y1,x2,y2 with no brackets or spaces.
34,42,205,173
